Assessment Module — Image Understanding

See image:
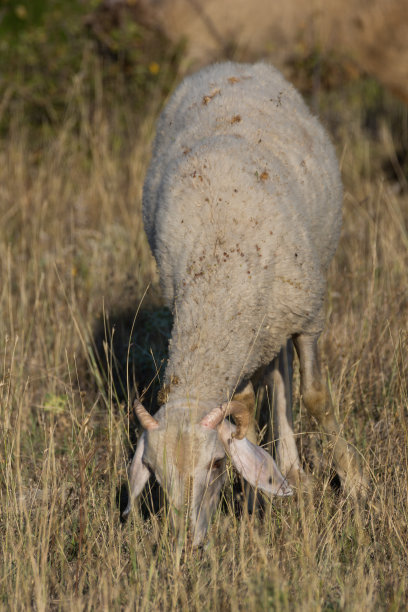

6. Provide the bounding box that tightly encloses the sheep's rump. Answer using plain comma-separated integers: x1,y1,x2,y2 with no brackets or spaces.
143,62,342,346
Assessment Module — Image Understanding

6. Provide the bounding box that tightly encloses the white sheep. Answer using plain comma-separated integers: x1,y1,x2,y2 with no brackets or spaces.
124,61,364,546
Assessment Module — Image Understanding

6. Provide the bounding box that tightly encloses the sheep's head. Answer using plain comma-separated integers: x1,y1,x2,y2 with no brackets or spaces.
123,390,292,547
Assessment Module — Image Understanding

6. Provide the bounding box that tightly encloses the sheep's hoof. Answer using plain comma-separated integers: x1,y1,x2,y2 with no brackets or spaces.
334,447,369,500
341,469,369,501
284,466,315,493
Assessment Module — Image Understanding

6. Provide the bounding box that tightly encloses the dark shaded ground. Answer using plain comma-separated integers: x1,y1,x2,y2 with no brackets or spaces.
92,303,172,410
91,302,172,517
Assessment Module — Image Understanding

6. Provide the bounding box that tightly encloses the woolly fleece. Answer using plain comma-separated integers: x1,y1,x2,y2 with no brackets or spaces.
142,61,342,414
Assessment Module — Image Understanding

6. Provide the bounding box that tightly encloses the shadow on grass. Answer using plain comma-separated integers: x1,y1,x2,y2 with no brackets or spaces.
92,302,173,412
91,300,173,519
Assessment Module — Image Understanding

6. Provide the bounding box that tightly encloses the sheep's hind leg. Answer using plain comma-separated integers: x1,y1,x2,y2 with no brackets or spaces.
293,333,366,495
265,341,311,488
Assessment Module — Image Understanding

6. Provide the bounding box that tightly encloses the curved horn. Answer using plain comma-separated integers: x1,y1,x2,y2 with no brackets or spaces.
225,401,252,440
200,405,225,430
133,400,159,430
200,400,252,440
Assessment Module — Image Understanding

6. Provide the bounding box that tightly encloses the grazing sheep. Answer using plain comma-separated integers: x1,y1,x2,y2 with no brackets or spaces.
124,61,365,546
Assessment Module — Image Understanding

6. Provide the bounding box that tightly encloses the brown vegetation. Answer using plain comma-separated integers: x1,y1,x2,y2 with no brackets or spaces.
95,0,408,102
1,9,408,608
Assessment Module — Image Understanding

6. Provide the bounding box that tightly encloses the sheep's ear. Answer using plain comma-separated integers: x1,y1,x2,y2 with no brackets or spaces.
218,421,292,497
122,433,150,517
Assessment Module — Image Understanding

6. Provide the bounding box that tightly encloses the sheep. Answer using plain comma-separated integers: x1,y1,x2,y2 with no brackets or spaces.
124,61,365,547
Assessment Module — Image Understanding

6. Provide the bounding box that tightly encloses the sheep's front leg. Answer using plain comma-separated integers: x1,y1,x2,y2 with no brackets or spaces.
266,341,309,487
293,333,366,495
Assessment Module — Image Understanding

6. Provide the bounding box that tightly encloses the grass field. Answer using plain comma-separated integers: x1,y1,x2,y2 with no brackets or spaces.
1,8,408,609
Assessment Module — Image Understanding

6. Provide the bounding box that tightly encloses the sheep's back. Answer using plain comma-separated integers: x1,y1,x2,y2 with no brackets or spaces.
143,62,342,293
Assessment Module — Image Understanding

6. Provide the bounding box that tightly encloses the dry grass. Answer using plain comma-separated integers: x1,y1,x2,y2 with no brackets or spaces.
1,62,408,611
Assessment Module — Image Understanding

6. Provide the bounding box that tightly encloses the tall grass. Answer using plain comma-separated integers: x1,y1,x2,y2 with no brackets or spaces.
1,56,407,610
